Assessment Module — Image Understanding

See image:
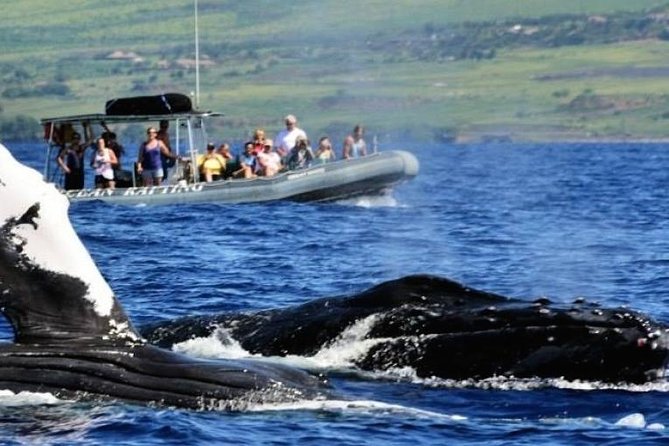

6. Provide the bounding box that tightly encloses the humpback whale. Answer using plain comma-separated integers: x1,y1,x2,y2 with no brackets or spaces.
0,144,325,410
143,275,669,384
0,141,667,413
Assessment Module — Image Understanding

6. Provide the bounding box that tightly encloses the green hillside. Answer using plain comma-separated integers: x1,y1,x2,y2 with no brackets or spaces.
1,0,669,143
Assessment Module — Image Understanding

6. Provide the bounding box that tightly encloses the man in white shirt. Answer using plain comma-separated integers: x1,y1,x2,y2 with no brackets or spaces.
274,114,307,158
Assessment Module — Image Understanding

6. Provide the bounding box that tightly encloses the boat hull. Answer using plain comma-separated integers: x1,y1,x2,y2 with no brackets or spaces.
63,150,419,205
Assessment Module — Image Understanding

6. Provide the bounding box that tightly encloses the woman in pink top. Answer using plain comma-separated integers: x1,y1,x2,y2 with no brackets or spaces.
257,139,282,177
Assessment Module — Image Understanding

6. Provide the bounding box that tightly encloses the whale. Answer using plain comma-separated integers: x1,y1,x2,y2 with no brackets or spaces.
0,143,325,410
142,275,669,384
1,141,667,409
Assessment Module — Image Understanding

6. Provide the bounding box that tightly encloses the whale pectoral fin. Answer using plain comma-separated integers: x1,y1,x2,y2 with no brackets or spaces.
0,265,136,345
0,143,140,345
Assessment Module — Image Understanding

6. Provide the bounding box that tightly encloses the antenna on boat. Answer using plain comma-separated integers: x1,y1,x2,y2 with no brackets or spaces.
193,0,200,109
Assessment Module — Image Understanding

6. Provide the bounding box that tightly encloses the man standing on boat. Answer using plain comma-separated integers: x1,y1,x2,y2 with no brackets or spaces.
157,120,176,182
274,114,307,159
56,124,93,190
343,125,367,159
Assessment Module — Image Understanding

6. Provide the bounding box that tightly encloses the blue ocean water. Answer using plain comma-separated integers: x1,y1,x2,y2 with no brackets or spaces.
2,141,669,445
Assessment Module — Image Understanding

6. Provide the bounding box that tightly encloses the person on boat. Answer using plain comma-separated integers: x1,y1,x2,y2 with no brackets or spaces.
197,143,227,182
256,139,282,177
251,128,266,155
137,126,177,186
217,143,235,178
314,136,336,164
274,114,307,159
56,129,91,190
101,123,125,171
232,142,258,179
343,125,367,159
217,143,233,160
287,136,314,170
90,135,118,189
157,120,176,182
107,132,124,168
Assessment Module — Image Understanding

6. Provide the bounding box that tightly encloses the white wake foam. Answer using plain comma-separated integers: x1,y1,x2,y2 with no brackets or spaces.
172,325,258,359
615,413,648,428
337,194,400,208
0,389,64,406
537,413,665,431
171,315,388,372
246,398,466,421
406,374,669,393
308,314,389,367
615,413,665,430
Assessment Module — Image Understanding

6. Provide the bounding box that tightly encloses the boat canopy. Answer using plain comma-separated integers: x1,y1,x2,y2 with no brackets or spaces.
40,111,221,126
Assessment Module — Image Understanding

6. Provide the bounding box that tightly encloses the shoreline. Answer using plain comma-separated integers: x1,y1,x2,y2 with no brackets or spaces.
4,135,669,147
455,137,669,144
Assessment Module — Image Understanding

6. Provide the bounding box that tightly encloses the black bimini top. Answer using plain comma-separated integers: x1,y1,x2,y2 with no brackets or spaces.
40,93,221,126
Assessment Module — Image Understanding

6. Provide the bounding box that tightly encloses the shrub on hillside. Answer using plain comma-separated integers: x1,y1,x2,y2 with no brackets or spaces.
2,82,71,99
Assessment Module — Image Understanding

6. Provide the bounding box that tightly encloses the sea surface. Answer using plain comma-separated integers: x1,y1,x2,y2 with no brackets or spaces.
3,141,669,445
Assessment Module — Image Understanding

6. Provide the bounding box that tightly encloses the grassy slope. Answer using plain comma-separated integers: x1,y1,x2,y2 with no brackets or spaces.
1,0,668,142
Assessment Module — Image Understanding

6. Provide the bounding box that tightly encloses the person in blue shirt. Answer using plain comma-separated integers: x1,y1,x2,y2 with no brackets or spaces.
232,142,258,178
